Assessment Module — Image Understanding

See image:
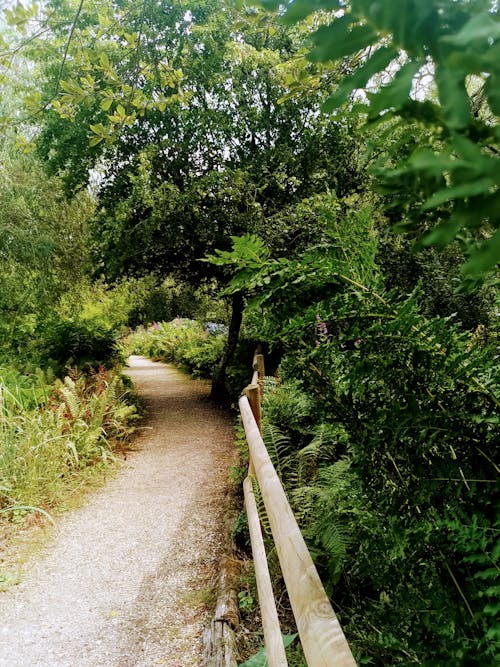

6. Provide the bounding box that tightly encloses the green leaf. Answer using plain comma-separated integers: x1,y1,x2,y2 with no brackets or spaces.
238,634,298,667
442,12,500,46
408,149,459,174
279,1,342,25
483,601,500,616
451,134,487,163
322,46,399,112
367,60,422,118
308,18,377,63
100,98,113,111
462,227,500,276
89,136,104,147
420,216,463,247
89,123,109,139
59,79,84,95
422,178,496,210
99,52,110,68
435,65,470,130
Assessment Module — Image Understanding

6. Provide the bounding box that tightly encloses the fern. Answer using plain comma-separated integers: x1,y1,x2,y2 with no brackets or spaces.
295,423,349,487
262,379,313,433
250,474,272,539
261,422,291,482
292,459,356,586
57,377,81,421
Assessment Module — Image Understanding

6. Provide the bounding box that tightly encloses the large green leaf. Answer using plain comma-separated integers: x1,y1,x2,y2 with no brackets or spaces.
278,1,343,25
452,134,489,163
322,46,399,112
308,17,377,63
408,149,461,174
422,178,496,210
462,227,500,276
239,634,298,667
442,12,500,46
435,65,470,130
367,60,422,118
419,216,463,247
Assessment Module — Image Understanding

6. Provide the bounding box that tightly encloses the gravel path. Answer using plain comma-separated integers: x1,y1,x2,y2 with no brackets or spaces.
0,356,236,667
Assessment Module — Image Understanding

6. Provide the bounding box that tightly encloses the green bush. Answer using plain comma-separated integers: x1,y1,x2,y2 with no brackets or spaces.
40,318,119,374
213,199,498,664
121,318,228,380
267,295,498,665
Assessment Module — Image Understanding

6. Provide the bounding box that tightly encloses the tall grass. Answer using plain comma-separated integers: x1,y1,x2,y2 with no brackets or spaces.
0,366,137,522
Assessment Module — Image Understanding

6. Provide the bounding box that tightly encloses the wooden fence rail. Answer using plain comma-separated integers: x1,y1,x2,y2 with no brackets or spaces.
240,352,356,667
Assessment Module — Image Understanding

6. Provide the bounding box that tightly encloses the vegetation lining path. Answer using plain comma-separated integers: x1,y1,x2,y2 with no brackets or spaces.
0,356,235,667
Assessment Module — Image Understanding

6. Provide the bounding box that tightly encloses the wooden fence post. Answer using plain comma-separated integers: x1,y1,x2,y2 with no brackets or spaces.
244,384,262,434
255,353,265,400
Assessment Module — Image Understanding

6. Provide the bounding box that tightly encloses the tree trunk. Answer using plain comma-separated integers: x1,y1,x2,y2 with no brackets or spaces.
210,292,244,403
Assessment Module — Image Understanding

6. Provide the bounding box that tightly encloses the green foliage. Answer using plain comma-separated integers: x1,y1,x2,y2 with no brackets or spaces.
0,366,137,520
239,634,298,667
217,188,497,662
260,0,500,285
232,510,251,550
0,145,93,366
122,319,228,380
41,318,118,374
239,633,300,666
262,381,314,434
441,512,500,657
292,459,357,588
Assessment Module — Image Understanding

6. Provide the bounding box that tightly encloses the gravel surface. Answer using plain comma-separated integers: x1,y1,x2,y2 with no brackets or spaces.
0,356,236,667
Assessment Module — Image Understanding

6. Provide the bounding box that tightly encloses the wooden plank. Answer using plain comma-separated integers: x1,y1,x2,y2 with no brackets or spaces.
204,557,240,667
214,556,241,629
203,620,238,667
239,396,357,667
244,476,288,667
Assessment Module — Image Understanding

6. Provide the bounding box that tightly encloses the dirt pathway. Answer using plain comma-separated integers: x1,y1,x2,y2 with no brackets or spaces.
0,356,236,667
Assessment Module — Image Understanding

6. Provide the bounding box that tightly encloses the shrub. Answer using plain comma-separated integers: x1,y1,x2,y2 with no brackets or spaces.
121,318,228,380
40,318,119,374
214,208,498,663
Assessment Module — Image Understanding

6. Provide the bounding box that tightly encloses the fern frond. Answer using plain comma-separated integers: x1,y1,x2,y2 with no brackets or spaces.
317,517,350,583
300,422,348,462
262,422,291,480
262,375,279,396
250,474,272,539
317,458,352,488
291,484,321,525
293,458,356,580
57,383,81,420
294,423,341,486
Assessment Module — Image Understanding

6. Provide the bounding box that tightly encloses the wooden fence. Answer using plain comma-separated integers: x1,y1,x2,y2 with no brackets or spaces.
240,351,356,667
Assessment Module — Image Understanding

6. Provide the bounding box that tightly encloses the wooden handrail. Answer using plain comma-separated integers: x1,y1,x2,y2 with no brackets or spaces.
244,476,288,666
240,352,356,667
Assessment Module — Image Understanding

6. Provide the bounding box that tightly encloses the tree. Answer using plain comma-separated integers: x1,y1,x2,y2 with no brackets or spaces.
0,141,93,364
20,0,365,399
258,0,500,286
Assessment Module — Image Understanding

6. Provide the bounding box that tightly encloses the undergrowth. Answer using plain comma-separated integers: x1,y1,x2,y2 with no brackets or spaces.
0,365,137,525
121,318,227,379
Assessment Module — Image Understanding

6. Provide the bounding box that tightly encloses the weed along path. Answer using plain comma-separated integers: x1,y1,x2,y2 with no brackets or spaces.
0,356,236,667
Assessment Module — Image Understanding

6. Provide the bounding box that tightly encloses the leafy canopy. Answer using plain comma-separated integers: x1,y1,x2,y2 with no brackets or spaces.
250,0,500,284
